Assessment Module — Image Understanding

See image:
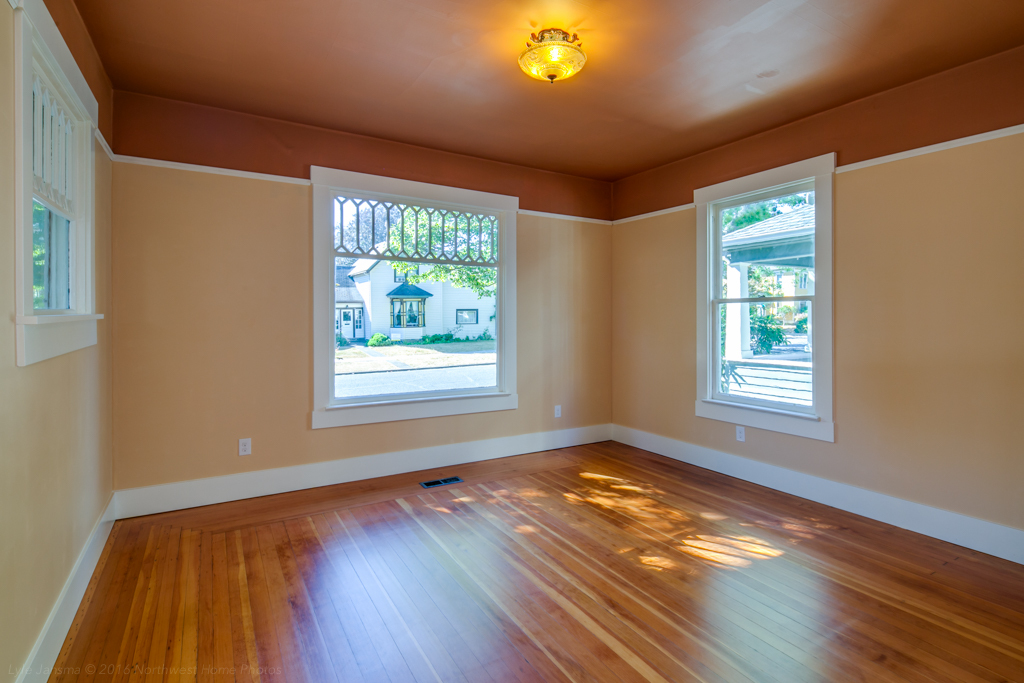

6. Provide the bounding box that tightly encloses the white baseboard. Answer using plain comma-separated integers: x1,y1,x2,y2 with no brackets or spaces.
611,425,1024,566
15,494,117,683
115,424,614,519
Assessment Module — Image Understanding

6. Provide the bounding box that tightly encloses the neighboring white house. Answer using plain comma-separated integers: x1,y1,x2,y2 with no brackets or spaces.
335,258,496,342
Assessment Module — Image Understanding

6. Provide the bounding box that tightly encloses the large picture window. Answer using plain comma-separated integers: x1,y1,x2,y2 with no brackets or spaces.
695,155,834,441
312,167,518,428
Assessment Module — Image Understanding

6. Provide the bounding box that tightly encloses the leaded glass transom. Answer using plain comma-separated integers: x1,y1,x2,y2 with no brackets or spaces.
333,196,499,266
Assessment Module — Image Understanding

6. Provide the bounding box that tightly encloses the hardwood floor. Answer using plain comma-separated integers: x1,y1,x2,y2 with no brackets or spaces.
51,442,1024,682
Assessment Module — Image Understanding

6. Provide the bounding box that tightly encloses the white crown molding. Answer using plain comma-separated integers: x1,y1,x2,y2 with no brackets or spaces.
611,425,1024,566
111,154,312,186
93,128,113,160
835,123,1024,174
518,209,612,225
115,424,612,518
612,203,696,225
14,494,116,683
105,122,1024,223
613,122,1024,224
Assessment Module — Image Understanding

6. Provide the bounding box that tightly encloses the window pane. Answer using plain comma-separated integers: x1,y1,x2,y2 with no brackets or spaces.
32,199,70,310
720,192,814,299
334,258,497,399
717,301,812,407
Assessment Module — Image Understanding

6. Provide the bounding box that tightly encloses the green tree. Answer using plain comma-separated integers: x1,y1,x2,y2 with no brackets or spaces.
392,262,496,299
720,193,811,234
750,307,787,354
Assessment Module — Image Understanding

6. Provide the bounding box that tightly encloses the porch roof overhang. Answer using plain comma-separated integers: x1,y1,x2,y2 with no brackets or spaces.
722,205,814,268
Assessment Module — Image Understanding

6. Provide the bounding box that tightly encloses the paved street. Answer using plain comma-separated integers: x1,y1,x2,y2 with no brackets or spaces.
335,363,497,398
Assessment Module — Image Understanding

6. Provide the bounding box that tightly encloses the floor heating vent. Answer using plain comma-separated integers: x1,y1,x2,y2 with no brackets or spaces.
420,476,464,489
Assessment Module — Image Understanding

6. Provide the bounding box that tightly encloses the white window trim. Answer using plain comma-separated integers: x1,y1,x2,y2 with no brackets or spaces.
13,1,102,366
311,166,518,428
695,154,835,441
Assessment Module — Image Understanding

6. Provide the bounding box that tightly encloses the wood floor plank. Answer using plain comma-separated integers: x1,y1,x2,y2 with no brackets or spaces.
311,512,420,683
403,492,639,683
280,517,366,683
378,500,565,683
359,500,541,683
53,442,1024,683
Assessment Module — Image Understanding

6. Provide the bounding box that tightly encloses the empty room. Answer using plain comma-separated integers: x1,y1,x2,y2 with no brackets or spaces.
3,0,1024,681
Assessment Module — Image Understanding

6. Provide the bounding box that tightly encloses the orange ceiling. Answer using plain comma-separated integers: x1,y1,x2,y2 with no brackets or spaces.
74,0,1024,181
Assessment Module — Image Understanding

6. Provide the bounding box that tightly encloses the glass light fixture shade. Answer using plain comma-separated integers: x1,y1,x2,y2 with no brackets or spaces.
518,28,587,83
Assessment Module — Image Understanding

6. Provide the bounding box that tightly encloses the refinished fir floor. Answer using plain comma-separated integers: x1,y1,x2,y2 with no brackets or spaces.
52,442,1024,682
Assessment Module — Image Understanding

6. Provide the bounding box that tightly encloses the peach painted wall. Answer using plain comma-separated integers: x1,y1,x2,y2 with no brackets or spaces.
110,163,611,490
0,4,113,675
612,133,1024,530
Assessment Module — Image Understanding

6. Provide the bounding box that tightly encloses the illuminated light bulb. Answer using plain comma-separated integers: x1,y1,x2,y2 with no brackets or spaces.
518,28,587,83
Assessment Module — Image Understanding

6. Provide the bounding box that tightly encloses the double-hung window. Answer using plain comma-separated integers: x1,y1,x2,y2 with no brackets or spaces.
14,1,102,366
695,154,834,441
311,167,518,428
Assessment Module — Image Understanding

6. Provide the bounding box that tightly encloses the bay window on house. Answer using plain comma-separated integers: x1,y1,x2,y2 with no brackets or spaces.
391,296,427,327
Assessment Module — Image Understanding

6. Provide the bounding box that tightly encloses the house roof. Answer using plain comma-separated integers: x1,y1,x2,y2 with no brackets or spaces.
348,257,381,277
334,263,362,303
386,283,433,298
722,205,815,248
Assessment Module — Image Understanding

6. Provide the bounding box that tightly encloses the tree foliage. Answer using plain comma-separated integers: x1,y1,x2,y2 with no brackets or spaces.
392,261,496,299
750,308,787,355
721,193,812,234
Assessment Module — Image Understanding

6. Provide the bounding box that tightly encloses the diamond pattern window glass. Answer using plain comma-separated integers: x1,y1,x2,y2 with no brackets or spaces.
333,197,498,266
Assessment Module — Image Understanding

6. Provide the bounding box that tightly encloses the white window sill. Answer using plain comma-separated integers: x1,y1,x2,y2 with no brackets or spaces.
17,313,104,325
313,391,518,428
695,399,834,442
16,314,102,366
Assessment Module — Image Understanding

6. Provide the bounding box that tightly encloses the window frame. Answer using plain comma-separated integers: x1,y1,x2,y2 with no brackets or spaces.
695,154,835,441
394,264,418,283
13,1,102,366
311,167,518,428
456,309,479,325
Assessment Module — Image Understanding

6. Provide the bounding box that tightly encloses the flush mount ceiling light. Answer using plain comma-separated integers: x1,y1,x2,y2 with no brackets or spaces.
518,28,587,83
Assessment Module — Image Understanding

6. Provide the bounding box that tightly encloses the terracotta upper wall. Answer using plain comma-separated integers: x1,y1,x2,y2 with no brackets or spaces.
41,0,113,140
611,45,1024,220
112,92,614,221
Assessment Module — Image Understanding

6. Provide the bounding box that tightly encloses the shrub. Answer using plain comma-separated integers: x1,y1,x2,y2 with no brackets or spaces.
475,329,493,341
367,332,392,347
751,311,787,354
335,334,349,348
793,315,808,334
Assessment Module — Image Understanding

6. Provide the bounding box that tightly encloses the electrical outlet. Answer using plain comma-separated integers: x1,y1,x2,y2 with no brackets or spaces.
238,438,251,456
554,405,562,418
735,426,745,442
